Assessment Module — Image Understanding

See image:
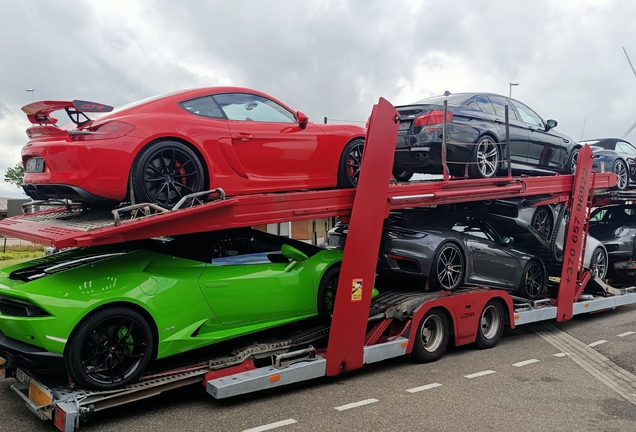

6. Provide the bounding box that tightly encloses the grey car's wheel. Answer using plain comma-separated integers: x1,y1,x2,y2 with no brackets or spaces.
412,309,450,363
393,170,414,182
567,148,579,174
519,260,546,300
469,136,499,179
531,206,553,240
612,159,629,191
590,247,608,280
430,243,464,291
476,300,505,349
337,139,365,188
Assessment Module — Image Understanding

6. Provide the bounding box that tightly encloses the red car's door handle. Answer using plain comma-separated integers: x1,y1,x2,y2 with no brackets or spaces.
236,133,254,141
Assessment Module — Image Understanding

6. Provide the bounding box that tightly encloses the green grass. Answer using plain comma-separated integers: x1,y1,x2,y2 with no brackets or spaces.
0,245,45,269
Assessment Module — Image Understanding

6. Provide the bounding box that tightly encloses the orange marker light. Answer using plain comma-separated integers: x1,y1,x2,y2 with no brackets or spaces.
269,374,280,383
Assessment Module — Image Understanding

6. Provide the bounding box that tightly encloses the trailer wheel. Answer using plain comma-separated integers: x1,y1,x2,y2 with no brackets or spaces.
66,307,154,391
317,266,340,322
475,300,505,349
337,138,364,188
412,309,450,363
131,140,205,209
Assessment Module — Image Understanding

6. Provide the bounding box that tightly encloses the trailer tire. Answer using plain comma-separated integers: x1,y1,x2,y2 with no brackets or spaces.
475,300,505,349
412,308,450,363
66,307,154,391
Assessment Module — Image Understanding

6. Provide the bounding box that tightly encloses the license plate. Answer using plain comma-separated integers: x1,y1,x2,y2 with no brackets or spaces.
0,356,5,380
25,157,44,173
398,121,412,131
16,368,30,384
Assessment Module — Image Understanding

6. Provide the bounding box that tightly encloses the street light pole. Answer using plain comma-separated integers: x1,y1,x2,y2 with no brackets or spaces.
25,88,35,102
509,83,519,98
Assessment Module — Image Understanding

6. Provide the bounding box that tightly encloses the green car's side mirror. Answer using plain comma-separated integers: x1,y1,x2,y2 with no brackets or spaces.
282,244,308,272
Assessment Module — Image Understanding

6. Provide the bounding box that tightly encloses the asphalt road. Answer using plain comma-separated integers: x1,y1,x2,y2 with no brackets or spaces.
2,305,636,432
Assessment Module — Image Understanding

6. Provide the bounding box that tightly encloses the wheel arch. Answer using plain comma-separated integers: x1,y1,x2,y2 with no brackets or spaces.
131,136,211,191
65,301,160,361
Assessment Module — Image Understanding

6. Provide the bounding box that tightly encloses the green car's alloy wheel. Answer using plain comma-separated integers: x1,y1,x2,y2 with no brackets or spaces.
66,308,154,390
317,266,340,322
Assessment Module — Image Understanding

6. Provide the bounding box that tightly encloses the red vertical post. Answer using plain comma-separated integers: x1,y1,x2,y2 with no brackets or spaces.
325,98,399,376
556,145,593,321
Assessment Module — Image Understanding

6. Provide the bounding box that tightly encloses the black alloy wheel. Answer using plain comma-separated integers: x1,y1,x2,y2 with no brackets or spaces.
337,139,365,188
531,207,553,240
430,243,464,291
613,159,629,191
132,141,205,208
469,136,499,179
317,266,341,322
519,260,545,300
393,170,414,182
66,308,154,390
475,300,505,349
412,308,450,363
590,247,608,280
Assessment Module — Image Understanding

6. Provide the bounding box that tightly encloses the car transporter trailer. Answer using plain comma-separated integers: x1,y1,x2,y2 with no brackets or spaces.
1,97,636,432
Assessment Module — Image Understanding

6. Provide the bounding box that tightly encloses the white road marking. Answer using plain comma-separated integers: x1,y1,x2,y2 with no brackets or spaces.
588,340,607,347
334,398,379,411
406,383,442,393
617,331,635,337
243,419,297,432
512,359,540,367
553,353,567,357
464,370,496,379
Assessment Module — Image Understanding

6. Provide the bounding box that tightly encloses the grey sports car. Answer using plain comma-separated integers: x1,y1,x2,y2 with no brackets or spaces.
328,210,548,299
589,204,636,259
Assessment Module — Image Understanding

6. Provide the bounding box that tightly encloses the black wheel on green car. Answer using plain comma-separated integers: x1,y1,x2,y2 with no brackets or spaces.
317,266,340,322
66,307,154,390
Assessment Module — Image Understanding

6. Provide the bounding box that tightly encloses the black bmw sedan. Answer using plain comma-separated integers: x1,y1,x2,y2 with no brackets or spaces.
392,92,579,180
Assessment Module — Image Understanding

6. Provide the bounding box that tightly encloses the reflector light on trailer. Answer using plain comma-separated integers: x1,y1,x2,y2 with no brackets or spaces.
28,380,52,407
54,406,66,431
269,374,280,382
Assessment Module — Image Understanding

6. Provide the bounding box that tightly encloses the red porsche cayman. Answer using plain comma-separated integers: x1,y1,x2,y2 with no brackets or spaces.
20,87,366,207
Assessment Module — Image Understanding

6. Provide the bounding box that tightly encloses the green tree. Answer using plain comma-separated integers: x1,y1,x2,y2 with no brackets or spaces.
4,163,25,188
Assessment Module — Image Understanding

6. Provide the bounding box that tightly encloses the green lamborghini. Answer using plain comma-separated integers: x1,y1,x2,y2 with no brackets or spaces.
0,228,366,390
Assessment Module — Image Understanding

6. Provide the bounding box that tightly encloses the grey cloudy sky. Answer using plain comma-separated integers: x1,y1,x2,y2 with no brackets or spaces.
1,0,635,197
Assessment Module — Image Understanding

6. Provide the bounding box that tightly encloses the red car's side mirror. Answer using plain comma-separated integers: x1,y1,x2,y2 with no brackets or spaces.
297,111,309,129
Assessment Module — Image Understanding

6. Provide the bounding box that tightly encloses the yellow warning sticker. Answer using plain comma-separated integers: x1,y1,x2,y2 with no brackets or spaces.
351,279,363,301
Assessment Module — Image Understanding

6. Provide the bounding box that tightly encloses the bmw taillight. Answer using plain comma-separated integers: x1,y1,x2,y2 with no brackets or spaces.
69,121,135,141
414,110,454,126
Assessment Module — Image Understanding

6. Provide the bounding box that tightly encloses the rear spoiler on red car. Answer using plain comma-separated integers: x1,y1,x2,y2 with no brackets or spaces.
21,100,114,126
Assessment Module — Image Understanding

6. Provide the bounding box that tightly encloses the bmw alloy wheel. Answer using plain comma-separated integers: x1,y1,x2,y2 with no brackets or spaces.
476,138,498,178
614,160,628,190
